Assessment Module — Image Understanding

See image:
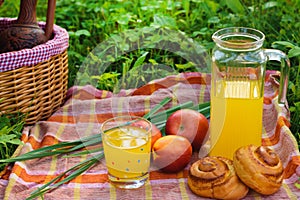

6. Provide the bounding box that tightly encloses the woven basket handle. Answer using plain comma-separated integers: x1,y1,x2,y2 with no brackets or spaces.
44,0,56,40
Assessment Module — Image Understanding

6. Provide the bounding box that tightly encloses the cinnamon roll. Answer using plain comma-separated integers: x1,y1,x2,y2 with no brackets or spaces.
187,156,249,199
233,145,283,195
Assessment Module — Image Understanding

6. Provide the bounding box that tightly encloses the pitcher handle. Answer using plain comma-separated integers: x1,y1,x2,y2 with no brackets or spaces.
264,49,290,104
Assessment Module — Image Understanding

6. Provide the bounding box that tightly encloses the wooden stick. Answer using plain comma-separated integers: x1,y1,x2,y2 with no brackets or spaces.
45,0,56,40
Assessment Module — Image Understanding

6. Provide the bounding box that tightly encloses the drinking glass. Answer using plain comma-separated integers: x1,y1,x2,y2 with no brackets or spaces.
101,116,152,189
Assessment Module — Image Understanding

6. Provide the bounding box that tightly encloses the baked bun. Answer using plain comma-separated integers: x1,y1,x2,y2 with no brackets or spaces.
187,156,249,199
233,145,283,195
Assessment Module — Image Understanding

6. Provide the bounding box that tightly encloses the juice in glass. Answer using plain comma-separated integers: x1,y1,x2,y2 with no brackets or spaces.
101,116,151,189
209,79,263,159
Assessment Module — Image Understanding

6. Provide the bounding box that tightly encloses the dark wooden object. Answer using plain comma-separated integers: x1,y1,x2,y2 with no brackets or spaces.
0,0,56,53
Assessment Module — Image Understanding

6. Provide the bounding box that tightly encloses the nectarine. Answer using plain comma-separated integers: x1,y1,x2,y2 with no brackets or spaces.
152,135,193,173
165,109,209,151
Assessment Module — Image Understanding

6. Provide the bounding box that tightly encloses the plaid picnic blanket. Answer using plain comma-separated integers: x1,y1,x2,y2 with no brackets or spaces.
0,72,299,199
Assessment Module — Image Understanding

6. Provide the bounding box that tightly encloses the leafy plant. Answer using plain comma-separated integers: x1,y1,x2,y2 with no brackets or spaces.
0,112,25,171
92,72,120,91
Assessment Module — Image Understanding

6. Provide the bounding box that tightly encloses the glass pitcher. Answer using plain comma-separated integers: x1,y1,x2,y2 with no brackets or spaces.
209,27,290,159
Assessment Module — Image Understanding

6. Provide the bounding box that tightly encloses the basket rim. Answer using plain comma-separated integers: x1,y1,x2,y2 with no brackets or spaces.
0,18,69,72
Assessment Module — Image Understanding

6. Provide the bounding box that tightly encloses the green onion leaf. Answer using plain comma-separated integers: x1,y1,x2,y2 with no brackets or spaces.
143,97,171,119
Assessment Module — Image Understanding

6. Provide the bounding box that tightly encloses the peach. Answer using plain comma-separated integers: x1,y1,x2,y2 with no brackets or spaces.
165,109,209,151
152,135,193,173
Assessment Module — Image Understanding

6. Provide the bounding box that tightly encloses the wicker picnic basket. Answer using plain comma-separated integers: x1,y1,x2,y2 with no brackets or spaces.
0,18,69,125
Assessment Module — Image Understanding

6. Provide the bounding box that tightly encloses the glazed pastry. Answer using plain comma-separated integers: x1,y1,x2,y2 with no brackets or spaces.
187,156,249,199
233,145,283,195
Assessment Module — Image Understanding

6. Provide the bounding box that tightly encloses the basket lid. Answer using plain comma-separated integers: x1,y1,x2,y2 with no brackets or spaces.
0,18,69,72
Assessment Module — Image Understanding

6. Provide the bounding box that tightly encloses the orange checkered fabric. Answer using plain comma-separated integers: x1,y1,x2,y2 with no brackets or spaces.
0,72,299,199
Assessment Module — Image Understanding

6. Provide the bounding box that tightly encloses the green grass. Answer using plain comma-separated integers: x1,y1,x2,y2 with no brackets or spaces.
0,0,299,147
0,111,25,171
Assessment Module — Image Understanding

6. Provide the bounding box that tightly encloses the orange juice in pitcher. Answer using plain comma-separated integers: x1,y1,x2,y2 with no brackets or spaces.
210,79,263,159
209,27,290,159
